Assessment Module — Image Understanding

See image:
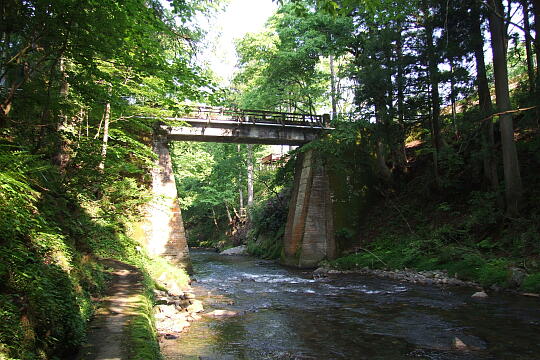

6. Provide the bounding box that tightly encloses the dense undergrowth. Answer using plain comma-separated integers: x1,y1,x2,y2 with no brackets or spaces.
0,141,189,359
246,187,291,260
323,109,540,293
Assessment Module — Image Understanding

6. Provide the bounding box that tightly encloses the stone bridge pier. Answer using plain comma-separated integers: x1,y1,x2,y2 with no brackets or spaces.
281,149,335,268
134,133,191,271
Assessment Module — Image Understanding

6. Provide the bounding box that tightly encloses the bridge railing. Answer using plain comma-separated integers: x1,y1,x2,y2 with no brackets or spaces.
178,105,328,128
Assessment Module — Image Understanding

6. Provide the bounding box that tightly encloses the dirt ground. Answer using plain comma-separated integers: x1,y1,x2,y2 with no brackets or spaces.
74,259,144,360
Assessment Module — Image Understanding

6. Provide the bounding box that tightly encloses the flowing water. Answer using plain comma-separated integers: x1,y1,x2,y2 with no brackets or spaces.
161,250,540,360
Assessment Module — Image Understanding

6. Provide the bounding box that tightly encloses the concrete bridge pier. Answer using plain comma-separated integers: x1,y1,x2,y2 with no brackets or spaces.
135,133,191,271
282,149,335,268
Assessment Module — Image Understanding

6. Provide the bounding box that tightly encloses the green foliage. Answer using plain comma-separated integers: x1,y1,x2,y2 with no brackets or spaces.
477,259,510,287
522,273,540,293
246,190,290,259
127,295,162,360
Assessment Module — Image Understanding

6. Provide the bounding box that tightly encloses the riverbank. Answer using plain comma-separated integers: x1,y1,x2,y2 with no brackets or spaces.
153,284,204,341
314,265,540,298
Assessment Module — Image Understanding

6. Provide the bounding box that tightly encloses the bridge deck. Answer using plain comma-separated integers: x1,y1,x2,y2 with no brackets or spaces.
155,106,331,145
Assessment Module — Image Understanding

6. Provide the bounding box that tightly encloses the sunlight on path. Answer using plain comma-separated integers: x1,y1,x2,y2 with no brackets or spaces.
75,260,145,360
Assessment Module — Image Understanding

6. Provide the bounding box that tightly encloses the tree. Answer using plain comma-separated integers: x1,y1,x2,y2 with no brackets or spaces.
486,0,523,215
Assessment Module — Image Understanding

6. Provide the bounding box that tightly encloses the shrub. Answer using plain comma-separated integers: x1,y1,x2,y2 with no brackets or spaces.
522,273,540,293
477,259,510,287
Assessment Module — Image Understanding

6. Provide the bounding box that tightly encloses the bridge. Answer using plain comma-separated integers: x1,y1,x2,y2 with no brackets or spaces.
157,106,331,145
135,106,336,271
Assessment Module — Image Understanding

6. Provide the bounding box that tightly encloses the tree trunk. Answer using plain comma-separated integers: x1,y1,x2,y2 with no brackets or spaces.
329,55,338,119
471,2,500,196
533,0,540,90
487,0,523,215
396,25,408,170
374,102,392,181
247,144,254,207
225,204,233,224
211,207,219,230
98,97,111,171
521,0,536,94
53,58,71,170
449,60,458,136
423,5,442,186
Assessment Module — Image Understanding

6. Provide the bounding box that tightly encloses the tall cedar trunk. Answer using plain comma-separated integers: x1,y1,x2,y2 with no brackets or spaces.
384,41,405,171
329,55,338,119
423,5,442,185
533,0,540,91
521,0,536,93
98,97,111,171
53,58,71,170
396,25,408,169
374,102,392,181
449,60,458,136
247,144,254,207
471,2,500,195
0,31,7,126
487,0,523,215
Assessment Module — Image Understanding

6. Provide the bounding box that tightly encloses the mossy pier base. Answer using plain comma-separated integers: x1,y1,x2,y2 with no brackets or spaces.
135,133,191,271
282,149,336,268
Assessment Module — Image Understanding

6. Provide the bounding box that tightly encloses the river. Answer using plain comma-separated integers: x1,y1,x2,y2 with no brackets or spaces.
160,250,540,360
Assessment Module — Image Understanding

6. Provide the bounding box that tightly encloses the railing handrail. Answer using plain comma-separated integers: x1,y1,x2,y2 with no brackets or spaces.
173,105,328,128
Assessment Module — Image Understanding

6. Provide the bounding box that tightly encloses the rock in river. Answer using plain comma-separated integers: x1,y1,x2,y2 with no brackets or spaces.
187,299,204,313
204,309,239,318
220,245,247,256
471,291,488,299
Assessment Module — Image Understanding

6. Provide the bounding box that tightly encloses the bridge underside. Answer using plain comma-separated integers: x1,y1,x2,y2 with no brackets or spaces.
137,108,335,269
163,120,321,146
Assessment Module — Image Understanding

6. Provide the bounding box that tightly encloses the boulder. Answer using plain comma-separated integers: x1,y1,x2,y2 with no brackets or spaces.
508,267,527,288
187,299,204,313
187,313,202,321
167,284,184,297
154,304,177,317
471,291,488,299
204,309,239,318
220,245,247,256
452,337,468,351
313,267,329,276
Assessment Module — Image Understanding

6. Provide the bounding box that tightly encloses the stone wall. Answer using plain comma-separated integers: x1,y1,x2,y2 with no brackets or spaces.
282,149,335,268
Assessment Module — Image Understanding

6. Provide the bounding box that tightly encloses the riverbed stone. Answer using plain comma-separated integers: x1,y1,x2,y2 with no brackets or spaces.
155,304,177,317
204,309,239,318
313,267,329,275
187,299,204,313
452,337,469,351
187,313,202,321
220,245,247,255
471,291,488,299
167,284,184,297
508,267,527,288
